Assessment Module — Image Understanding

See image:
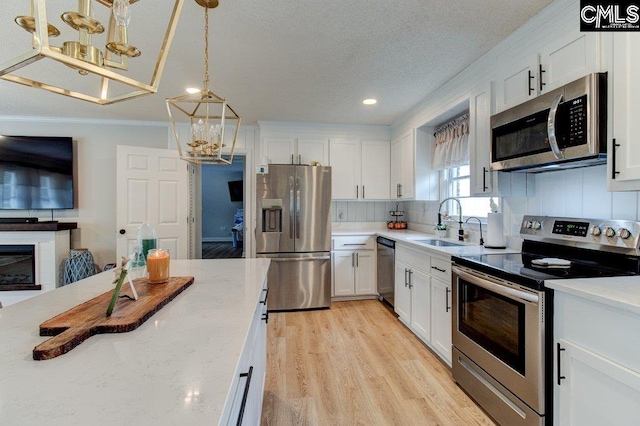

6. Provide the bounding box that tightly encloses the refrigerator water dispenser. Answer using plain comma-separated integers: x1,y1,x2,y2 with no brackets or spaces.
261,199,283,232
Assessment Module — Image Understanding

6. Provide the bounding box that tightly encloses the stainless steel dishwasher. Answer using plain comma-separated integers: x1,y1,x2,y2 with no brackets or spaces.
376,236,395,308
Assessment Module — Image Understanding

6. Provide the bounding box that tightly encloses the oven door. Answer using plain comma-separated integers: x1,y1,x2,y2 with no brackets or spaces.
452,265,545,414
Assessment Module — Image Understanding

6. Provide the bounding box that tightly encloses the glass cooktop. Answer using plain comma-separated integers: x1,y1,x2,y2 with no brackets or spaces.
453,252,640,290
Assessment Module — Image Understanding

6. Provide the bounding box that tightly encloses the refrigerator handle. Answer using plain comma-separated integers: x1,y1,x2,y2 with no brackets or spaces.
289,176,294,239
296,176,301,239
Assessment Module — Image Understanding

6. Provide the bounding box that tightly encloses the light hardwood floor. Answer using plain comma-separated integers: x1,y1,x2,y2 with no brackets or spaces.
261,300,496,426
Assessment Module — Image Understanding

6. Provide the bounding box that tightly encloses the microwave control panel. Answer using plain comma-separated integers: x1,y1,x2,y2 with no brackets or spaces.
565,94,587,145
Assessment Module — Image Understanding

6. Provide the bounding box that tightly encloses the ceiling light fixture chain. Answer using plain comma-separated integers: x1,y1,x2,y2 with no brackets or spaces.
166,0,241,166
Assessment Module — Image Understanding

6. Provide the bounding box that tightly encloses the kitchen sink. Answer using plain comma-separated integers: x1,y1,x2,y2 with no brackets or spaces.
412,239,464,247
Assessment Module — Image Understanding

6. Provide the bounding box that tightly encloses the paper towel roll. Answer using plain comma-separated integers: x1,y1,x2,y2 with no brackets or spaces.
486,212,506,248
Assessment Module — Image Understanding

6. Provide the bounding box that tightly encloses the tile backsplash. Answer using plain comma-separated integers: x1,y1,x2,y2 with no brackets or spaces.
331,165,640,246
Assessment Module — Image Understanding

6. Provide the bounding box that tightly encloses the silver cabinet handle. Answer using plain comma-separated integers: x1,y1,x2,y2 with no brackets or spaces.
547,93,564,160
356,252,359,268
351,252,355,268
362,185,365,199
404,268,409,287
291,154,294,164
431,266,446,273
356,185,359,199
408,269,413,288
298,154,301,164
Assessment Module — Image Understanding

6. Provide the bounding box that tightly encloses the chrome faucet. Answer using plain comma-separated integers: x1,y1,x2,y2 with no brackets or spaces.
465,216,484,245
438,197,464,241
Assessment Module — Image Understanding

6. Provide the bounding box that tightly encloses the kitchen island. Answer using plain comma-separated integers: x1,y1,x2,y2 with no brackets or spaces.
0,259,270,425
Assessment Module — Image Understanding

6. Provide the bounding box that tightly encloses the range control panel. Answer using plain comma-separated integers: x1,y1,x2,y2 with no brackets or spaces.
520,215,640,250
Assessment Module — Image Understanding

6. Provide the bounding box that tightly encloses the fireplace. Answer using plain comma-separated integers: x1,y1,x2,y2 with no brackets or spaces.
0,245,41,291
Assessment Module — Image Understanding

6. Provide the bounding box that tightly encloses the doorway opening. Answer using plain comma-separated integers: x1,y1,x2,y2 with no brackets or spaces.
200,156,245,259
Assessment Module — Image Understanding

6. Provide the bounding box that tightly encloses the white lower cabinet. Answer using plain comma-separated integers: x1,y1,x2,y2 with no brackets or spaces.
394,244,452,365
554,291,640,425
332,236,376,298
430,277,452,363
221,282,268,425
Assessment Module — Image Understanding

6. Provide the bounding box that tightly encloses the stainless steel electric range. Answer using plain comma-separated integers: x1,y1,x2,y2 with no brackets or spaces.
451,215,640,426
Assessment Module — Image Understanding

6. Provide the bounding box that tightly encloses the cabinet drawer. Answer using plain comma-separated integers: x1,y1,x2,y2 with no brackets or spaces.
332,236,375,250
430,257,451,282
396,245,430,272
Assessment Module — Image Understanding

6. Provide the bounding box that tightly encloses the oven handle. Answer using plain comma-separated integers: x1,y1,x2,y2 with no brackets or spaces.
452,265,539,304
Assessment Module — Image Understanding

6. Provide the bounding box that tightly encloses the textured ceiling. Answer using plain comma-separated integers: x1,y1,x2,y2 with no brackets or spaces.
0,0,554,126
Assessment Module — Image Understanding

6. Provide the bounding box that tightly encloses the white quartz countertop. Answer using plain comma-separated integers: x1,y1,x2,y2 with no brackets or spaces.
546,276,640,316
332,227,517,257
0,259,270,426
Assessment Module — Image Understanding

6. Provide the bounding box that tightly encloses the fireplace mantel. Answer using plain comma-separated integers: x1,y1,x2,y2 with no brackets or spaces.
0,222,77,232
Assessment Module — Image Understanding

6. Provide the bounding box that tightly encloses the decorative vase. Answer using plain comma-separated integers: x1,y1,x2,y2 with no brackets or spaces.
62,249,97,285
436,229,447,238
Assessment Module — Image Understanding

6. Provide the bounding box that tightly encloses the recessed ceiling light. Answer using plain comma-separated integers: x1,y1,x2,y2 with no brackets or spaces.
186,87,201,94
362,98,377,105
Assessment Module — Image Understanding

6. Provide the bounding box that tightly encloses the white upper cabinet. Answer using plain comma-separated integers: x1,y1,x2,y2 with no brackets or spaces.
297,138,330,165
330,138,389,200
361,140,390,200
330,138,361,199
538,31,599,93
390,128,437,200
497,54,539,111
608,33,640,190
469,81,496,195
261,137,329,165
497,28,600,112
261,137,296,164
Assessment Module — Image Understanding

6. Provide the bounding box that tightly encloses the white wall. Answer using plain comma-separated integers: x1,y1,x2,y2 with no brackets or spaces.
0,117,171,268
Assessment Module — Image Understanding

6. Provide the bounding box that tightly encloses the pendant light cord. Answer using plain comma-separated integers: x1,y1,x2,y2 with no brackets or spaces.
203,6,210,94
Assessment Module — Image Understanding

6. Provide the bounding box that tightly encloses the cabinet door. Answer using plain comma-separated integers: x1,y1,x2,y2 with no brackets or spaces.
400,131,416,199
555,338,640,426
354,251,375,295
361,140,390,200
332,251,355,296
609,33,640,190
390,137,402,198
394,262,411,324
410,268,431,344
263,137,295,164
469,81,495,195
297,138,329,165
431,277,452,365
539,31,598,94
497,54,538,111
329,138,361,200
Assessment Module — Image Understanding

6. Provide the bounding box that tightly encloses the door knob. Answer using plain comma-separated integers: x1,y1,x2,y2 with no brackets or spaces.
119,229,126,235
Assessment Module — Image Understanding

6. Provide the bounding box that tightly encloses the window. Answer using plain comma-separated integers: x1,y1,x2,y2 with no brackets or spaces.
440,165,498,220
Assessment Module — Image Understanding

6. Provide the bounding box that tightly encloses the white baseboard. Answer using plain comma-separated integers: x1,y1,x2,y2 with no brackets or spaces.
202,237,233,243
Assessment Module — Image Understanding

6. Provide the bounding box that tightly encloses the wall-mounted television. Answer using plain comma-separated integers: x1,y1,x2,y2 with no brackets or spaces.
0,135,75,210
228,180,243,202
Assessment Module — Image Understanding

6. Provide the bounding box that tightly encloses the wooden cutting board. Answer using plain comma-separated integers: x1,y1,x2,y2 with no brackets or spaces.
33,276,194,360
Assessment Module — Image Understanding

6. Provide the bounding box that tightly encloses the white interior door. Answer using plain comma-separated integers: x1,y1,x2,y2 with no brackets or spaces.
116,145,189,261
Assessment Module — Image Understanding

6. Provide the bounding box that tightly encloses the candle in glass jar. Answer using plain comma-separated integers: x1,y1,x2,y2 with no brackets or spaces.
147,249,170,283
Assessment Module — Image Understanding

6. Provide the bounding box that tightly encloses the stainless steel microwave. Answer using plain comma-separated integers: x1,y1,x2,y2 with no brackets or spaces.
491,72,607,172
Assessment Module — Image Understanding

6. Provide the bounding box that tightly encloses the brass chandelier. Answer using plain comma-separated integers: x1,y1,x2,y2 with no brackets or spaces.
166,0,241,165
0,0,184,104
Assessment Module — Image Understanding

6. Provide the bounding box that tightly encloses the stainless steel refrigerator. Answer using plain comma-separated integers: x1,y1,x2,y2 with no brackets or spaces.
256,164,332,311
